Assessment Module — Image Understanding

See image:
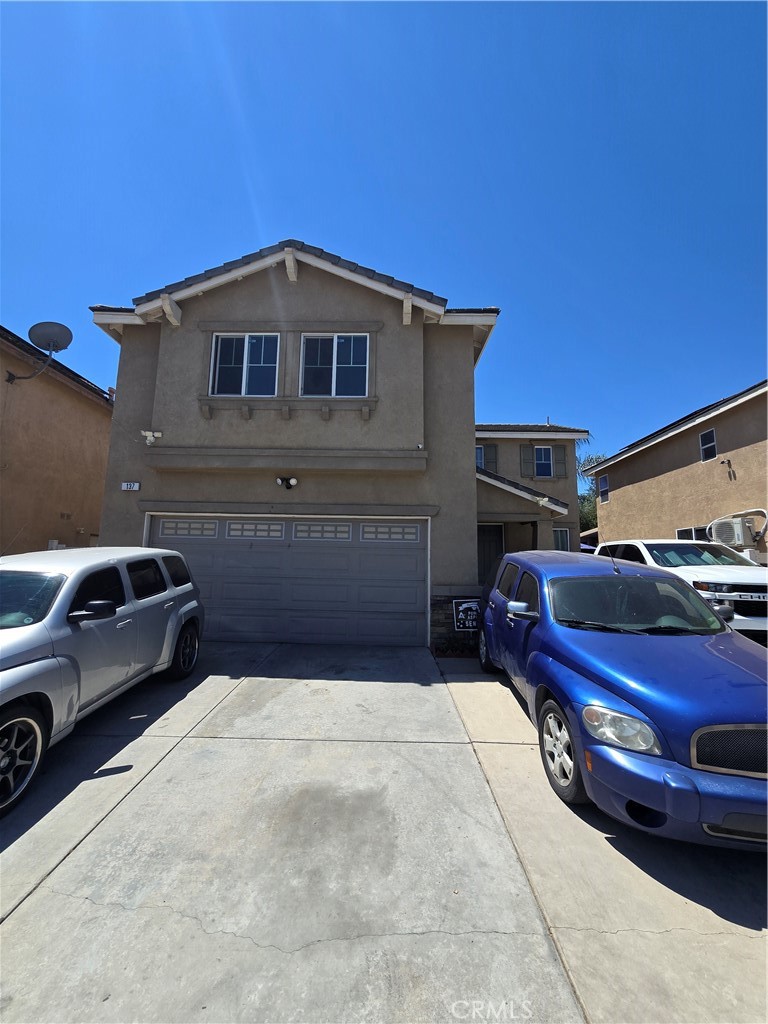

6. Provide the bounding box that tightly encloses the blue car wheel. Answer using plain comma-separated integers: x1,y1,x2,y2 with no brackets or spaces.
538,699,589,805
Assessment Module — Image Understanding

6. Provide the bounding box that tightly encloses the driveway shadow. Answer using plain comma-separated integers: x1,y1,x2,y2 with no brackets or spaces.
243,643,443,685
577,804,767,931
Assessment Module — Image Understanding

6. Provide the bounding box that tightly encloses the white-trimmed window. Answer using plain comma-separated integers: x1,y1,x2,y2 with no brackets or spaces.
301,334,368,397
210,334,279,396
475,445,484,468
700,428,717,462
598,474,610,503
535,446,553,477
553,528,570,551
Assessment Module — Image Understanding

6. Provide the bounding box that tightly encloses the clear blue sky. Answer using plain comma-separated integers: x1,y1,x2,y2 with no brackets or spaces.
1,2,765,462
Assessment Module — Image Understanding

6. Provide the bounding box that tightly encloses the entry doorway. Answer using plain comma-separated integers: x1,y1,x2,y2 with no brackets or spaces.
477,524,505,584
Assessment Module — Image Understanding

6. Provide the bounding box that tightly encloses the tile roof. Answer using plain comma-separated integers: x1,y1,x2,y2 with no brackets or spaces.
131,239,450,307
476,423,589,433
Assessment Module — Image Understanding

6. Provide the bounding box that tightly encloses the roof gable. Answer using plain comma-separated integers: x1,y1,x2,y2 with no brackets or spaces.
90,240,500,359
131,240,449,309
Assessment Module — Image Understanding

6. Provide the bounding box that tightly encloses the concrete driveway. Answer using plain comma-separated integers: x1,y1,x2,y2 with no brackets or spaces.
0,643,580,1024
1,645,764,1024
445,660,767,1024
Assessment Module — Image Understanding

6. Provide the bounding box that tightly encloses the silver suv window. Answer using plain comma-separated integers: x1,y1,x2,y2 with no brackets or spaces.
69,568,126,612
127,559,167,600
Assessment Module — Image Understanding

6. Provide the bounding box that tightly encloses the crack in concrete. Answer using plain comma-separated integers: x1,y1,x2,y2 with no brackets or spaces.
553,924,766,940
44,886,544,954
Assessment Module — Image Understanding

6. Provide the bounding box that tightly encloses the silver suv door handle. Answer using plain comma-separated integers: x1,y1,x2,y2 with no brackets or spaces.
164,601,174,609
116,619,133,629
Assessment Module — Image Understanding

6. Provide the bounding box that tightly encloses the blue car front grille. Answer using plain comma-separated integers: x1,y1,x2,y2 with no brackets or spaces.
692,725,767,779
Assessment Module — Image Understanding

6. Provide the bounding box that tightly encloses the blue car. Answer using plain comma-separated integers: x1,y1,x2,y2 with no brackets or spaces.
478,551,767,849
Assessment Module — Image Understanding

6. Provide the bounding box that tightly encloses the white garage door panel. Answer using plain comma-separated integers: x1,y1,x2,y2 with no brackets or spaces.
150,516,427,646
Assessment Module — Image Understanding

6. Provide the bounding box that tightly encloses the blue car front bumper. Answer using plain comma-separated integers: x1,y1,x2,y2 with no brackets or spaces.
580,741,767,849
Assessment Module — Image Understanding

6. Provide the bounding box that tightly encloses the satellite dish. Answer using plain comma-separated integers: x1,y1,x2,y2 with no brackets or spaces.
28,321,73,353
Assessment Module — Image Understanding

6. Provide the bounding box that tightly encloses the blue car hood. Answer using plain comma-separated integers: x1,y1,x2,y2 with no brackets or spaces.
545,627,767,765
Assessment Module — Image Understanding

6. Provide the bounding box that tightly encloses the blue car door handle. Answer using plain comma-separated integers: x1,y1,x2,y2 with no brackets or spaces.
116,619,133,629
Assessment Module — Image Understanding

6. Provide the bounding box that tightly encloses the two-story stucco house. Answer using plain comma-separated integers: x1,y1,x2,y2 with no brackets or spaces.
475,423,588,582
0,324,113,555
584,379,768,561
92,240,582,648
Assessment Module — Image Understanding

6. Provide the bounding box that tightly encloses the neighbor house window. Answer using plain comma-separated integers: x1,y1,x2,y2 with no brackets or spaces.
211,334,279,396
521,444,566,478
598,474,609,503
475,444,497,473
553,528,570,551
535,446,553,477
676,526,709,541
301,334,368,397
700,428,717,462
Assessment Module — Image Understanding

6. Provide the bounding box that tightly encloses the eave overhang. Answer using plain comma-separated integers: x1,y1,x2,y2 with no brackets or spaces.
90,242,500,348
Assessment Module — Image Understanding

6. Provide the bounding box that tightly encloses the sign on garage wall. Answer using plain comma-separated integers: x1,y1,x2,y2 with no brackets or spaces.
453,599,480,631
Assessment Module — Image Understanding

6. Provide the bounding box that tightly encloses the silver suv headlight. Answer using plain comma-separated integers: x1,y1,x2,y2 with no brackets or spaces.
582,706,661,755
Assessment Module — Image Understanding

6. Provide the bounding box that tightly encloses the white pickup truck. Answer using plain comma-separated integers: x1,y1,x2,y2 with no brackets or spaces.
593,539,768,637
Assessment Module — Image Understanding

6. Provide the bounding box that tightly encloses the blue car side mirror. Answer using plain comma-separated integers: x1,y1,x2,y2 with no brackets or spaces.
507,600,539,622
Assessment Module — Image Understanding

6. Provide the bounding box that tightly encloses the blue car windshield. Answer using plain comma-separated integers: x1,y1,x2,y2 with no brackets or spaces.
550,575,725,634
0,571,65,629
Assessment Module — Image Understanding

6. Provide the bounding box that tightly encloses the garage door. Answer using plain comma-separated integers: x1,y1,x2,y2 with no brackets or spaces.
149,516,428,646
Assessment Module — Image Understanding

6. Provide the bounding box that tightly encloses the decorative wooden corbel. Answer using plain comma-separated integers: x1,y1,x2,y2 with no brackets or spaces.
161,293,182,327
284,248,298,283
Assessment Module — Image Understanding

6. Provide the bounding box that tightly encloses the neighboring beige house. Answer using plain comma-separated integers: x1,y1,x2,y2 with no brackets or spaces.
585,380,768,561
92,240,582,647
0,324,113,555
475,424,588,583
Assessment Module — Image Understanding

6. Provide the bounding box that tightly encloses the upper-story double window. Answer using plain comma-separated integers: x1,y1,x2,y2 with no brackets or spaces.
210,334,279,397
301,334,368,397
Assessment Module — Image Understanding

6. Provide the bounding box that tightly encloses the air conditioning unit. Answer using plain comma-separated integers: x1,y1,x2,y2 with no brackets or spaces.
711,517,754,547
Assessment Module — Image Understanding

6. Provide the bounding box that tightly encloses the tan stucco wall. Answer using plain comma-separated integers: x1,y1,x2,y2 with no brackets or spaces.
594,396,768,554
0,348,112,554
476,438,581,550
100,267,480,588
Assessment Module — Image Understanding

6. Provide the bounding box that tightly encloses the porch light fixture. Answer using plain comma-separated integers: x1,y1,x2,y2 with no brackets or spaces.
276,477,298,490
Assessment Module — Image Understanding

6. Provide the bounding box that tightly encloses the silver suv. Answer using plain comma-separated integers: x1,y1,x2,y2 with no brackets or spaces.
0,547,205,814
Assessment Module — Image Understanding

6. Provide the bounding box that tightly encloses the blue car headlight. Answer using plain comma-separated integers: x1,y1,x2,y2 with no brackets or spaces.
582,706,662,755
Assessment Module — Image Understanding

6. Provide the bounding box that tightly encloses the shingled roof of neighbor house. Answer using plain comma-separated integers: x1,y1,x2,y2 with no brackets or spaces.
0,324,113,404
583,378,768,473
475,466,569,513
476,423,589,433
